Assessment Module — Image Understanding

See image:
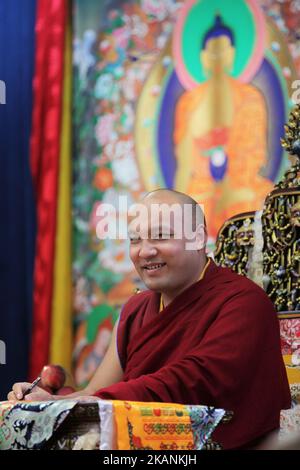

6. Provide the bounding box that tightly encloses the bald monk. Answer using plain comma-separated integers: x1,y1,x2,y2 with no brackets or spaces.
8,189,290,449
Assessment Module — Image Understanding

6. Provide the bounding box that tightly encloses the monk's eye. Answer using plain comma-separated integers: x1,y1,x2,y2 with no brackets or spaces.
129,236,141,244
153,232,173,240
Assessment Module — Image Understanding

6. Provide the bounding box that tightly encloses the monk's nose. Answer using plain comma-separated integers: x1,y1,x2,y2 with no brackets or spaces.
138,239,157,258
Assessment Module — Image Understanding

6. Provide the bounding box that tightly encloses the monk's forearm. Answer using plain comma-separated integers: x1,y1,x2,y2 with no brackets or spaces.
93,377,165,403
93,359,212,405
86,356,124,394
81,320,123,395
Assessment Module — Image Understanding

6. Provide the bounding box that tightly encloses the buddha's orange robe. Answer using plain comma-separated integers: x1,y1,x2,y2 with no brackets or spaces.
174,79,273,237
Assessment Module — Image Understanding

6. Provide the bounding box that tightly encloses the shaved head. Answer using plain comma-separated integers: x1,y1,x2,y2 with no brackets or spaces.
142,188,206,231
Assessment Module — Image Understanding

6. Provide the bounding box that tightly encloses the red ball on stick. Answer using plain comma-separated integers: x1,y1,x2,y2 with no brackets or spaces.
40,364,66,391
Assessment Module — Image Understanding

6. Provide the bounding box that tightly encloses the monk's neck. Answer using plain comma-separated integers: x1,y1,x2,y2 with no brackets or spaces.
161,257,209,307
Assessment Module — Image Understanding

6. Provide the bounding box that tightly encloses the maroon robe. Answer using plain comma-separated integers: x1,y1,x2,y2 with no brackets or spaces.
94,260,291,449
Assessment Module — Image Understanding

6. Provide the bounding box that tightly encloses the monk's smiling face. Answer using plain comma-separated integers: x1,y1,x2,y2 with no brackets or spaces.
128,191,207,306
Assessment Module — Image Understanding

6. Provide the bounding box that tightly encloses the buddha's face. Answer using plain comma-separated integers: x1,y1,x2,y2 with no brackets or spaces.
201,35,234,75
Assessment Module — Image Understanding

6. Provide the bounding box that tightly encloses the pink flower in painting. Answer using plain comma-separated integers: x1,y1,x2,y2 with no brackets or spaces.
108,10,118,20
112,26,130,49
95,114,116,146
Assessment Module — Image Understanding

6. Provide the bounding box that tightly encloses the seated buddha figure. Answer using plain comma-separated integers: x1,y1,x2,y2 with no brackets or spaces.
174,15,273,238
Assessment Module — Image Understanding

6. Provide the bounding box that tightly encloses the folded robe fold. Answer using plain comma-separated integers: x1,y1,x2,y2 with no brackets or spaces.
94,260,291,449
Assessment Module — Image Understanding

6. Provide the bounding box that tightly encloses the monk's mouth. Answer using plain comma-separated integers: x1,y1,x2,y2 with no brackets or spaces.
142,263,166,272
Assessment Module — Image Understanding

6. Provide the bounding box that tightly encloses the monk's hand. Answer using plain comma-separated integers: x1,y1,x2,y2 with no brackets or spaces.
7,382,30,401
7,382,54,402
22,388,55,402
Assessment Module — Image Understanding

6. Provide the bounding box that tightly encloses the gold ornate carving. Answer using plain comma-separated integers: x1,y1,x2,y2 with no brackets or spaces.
215,105,300,312
214,212,255,277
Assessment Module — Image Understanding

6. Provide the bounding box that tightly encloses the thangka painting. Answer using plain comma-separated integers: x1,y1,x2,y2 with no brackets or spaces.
72,0,300,386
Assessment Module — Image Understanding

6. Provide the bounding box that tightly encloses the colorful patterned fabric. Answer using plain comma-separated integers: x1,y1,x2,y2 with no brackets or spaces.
278,316,300,389
98,400,115,450
290,384,300,406
29,0,67,380
111,400,225,450
0,400,77,450
186,405,226,450
0,399,224,450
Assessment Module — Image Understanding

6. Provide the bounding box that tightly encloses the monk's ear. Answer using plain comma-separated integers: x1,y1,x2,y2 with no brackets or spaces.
195,224,207,251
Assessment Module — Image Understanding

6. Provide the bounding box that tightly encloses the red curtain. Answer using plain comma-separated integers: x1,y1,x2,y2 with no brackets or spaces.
29,0,67,380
